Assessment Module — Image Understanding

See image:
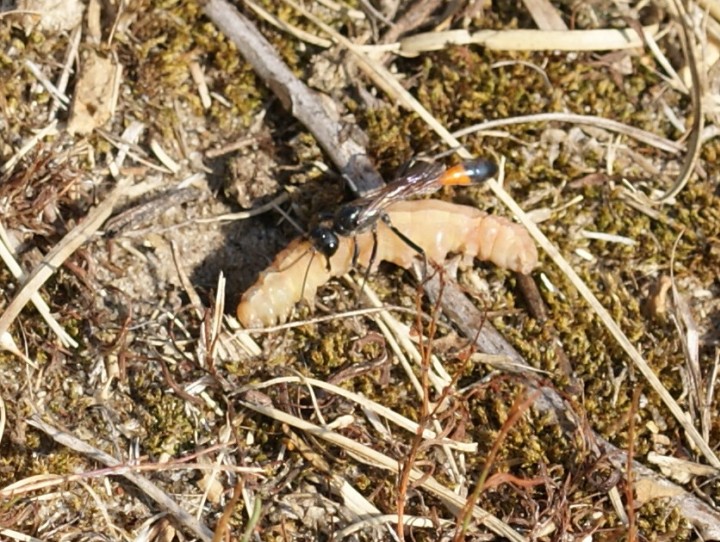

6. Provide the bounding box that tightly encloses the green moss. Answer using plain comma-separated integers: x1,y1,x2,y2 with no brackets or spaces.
142,389,197,456
1,1,716,538
635,500,692,540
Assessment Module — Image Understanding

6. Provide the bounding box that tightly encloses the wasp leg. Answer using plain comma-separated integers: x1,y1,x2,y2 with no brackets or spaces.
380,214,429,279
351,235,360,268
358,227,379,299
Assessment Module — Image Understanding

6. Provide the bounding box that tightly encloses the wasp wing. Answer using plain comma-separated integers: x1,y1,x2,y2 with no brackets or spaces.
344,161,446,230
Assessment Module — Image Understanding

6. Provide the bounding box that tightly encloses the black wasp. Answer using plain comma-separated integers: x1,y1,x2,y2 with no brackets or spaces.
310,158,498,266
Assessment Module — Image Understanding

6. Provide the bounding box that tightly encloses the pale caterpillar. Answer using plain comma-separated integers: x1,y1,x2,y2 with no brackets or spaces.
237,199,538,328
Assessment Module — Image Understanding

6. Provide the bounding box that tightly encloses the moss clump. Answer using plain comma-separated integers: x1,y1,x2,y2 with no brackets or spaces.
141,388,197,456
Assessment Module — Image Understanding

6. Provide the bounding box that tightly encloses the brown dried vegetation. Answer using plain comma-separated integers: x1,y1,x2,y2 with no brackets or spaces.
0,0,717,540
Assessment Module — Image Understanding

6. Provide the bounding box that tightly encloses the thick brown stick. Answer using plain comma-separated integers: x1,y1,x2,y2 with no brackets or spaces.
203,0,383,196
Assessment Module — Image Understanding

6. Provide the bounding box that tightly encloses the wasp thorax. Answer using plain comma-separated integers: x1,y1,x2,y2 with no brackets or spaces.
333,205,362,235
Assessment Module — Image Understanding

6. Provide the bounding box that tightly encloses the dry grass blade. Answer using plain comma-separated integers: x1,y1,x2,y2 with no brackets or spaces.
357,278,467,495
668,232,708,441
0,459,260,496
25,416,214,542
0,224,78,348
0,332,38,369
697,0,720,20
0,176,131,339
193,192,289,224
421,272,720,538
283,429,397,539
652,0,704,202
189,60,212,110
170,239,204,315
491,182,720,467
0,391,5,447
198,2,720,538
0,121,58,175
350,275,453,393
237,398,526,541
149,138,181,174
237,375,477,452
7,0,720,539
224,316,262,357
392,24,658,54
521,0,567,31
23,59,70,108
580,229,636,246
0,527,43,542
76,479,126,538
452,112,683,153
0,120,145,341
335,514,453,539
284,0,473,145
245,0,332,48
49,26,82,119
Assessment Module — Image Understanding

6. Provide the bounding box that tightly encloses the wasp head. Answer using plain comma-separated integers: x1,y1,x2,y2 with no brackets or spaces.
310,225,340,258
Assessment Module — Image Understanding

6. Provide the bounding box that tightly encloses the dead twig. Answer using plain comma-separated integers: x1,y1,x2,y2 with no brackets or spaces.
203,0,383,196
0,223,78,348
236,396,525,541
289,0,719,466
205,1,720,536
25,416,214,542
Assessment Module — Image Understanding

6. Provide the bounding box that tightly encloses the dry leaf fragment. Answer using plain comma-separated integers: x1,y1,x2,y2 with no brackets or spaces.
643,275,672,320
647,451,719,484
197,472,225,504
67,51,121,135
16,0,84,32
634,477,686,504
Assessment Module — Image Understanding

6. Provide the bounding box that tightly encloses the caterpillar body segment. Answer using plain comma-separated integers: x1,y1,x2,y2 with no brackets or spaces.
237,200,537,328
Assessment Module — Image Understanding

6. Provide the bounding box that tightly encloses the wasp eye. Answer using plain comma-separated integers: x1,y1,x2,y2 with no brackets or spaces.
310,227,339,257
